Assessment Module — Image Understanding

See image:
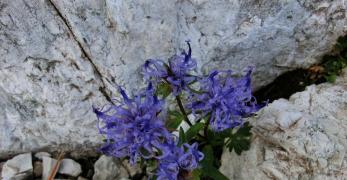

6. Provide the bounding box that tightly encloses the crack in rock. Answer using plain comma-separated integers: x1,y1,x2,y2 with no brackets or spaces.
47,0,112,102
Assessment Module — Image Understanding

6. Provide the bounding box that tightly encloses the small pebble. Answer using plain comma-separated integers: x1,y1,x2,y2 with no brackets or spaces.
59,159,82,177
34,152,51,160
78,176,89,180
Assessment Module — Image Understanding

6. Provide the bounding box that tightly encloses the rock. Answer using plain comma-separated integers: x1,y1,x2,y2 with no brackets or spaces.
220,69,347,179
42,157,82,179
1,0,347,157
50,0,347,90
34,152,51,160
77,176,88,180
1,153,33,180
33,161,43,177
0,0,107,157
0,162,5,176
42,156,57,180
93,155,129,180
59,159,82,177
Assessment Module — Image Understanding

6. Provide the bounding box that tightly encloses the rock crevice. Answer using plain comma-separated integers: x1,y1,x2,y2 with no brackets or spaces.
47,0,112,102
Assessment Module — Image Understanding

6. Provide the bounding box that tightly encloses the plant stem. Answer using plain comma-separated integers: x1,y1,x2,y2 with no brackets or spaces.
175,95,207,141
175,95,193,127
204,117,211,138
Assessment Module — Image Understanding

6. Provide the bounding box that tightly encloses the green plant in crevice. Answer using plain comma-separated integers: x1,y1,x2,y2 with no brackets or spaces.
254,35,347,103
321,36,347,83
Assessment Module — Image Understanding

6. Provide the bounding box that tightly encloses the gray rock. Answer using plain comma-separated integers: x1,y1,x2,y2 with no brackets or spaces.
42,157,82,179
59,159,82,177
58,159,82,177
34,152,51,160
42,156,57,180
0,0,347,157
50,0,347,90
0,162,4,174
219,69,347,179
93,155,129,180
77,176,88,180
0,0,108,157
1,153,33,180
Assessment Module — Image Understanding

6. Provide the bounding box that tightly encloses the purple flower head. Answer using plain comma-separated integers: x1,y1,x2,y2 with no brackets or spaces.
156,143,204,180
93,83,174,164
189,67,265,132
143,41,197,95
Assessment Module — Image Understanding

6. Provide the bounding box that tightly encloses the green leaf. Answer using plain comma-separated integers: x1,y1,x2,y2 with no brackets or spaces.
156,82,171,98
207,129,229,147
228,137,251,155
236,122,252,136
165,110,184,130
189,169,201,180
148,175,157,180
185,123,204,142
201,145,214,167
325,74,337,83
226,122,253,155
178,127,186,146
199,145,228,180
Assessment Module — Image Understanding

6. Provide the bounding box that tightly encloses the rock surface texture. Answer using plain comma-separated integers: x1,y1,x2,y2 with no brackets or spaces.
42,157,82,179
0,0,347,156
93,155,129,180
220,69,347,179
1,153,33,180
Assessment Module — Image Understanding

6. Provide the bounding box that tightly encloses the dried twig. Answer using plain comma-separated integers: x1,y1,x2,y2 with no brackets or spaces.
47,151,65,180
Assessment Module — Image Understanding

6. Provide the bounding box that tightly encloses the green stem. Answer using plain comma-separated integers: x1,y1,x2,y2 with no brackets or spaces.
175,95,207,141
175,95,193,127
204,117,211,138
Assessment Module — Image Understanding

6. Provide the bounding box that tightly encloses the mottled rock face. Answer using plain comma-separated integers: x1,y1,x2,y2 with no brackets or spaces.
50,0,347,90
0,0,346,156
1,153,33,179
0,0,107,157
219,69,347,179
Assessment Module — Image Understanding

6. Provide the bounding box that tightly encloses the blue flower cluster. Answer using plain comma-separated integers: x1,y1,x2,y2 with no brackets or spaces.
143,41,197,95
93,84,173,164
94,41,264,179
157,143,204,180
94,83,204,179
188,69,265,131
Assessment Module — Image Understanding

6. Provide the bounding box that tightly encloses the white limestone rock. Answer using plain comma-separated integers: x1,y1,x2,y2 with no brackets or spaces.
1,153,33,180
34,152,51,160
0,0,108,157
219,69,347,179
93,155,129,180
77,177,88,180
0,0,347,157
50,0,347,90
42,157,82,179
42,156,57,180
59,159,82,177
